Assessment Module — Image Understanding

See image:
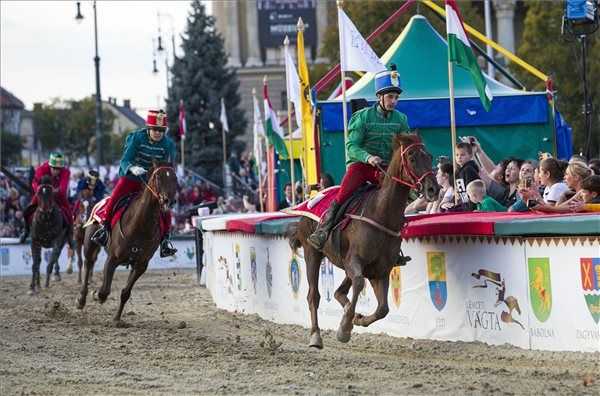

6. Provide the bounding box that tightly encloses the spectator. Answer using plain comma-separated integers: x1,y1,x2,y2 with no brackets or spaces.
454,141,479,210
569,175,600,212
588,159,600,175
428,162,454,213
466,179,507,212
278,183,295,210
558,161,593,204
537,158,569,205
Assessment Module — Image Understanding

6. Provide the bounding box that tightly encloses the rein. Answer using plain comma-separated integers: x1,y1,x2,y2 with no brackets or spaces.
377,142,433,191
346,214,405,237
138,166,174,201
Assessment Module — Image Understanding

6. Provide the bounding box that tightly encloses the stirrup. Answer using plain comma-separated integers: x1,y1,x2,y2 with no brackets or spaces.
91,225,109,247
307,230,328,250
160,239,177,257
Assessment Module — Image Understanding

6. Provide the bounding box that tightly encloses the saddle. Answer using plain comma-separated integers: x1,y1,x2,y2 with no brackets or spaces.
330,183,378,253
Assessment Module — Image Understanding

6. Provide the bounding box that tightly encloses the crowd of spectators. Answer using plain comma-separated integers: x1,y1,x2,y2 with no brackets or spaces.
405,136,600,216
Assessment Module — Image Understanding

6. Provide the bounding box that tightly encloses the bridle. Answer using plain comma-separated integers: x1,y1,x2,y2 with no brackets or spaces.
377,142,433,191
139,165,175,204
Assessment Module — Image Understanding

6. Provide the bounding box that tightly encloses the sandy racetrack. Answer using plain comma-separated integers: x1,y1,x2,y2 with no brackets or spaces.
0,268,598,395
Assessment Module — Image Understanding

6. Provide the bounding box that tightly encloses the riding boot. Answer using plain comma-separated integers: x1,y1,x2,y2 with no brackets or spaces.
19,222,30,244
160,233,177,258
91,221,110,247
307,200,341,251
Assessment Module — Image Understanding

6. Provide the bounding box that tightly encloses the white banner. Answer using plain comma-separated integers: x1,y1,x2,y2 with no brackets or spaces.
0,239,197,278
338,8,386,73
204,230,599,353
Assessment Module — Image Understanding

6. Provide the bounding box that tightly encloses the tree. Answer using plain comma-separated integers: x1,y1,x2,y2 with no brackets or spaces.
316,0,483,98
1,130,24,166
511,1,600,157
166,0,247,184
32,97,115,165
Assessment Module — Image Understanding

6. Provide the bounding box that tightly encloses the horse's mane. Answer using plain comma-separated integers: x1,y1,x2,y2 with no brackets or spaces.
387,133,422,177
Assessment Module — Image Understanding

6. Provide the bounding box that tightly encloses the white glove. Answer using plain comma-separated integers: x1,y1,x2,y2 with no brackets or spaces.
129,166,147,176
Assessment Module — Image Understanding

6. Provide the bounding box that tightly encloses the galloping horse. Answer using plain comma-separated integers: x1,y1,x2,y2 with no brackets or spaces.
289,134,439,348
28,176,70,293
67,192,95,283
76,162,178,324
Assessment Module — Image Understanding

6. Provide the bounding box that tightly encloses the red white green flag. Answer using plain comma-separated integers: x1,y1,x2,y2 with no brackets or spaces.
263,81,289,160
445,0,493,111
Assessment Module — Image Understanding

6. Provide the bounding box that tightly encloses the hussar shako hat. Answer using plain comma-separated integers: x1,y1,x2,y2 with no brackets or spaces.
146,109,168,131
49,152,65,168
375,64,402,96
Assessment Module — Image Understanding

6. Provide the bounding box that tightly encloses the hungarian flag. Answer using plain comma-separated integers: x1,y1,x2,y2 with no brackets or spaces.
178,99,186,139
445,0,493,111
263,81,289,160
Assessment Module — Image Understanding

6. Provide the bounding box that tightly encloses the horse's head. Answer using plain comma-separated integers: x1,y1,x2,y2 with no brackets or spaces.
146,162,178,212
36,175,55,211
388,134,440,201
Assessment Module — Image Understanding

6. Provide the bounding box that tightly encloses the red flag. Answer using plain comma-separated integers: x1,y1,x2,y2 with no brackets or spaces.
178,99,187,138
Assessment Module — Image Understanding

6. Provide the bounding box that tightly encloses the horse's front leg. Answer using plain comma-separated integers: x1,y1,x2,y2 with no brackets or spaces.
353,276,390,327
114,262,148,324
95,255,119,304
77,231,100,309
337,254,365,343
304,245,324,349
334,275,351,308
76,231,84,284
30,242,41,294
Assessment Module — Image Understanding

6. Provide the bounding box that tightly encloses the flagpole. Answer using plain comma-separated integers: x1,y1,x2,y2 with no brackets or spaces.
284,35,296,205
447,60,459,205
252,87,265,212
181,136,185,169
337,0,349,164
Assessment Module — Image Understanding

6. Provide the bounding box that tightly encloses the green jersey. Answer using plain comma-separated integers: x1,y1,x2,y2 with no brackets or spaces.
118,128,177,179
477,196,507,212
346,103,410,166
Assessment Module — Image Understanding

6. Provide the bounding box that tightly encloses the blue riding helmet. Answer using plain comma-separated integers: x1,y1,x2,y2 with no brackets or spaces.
375,64,402,96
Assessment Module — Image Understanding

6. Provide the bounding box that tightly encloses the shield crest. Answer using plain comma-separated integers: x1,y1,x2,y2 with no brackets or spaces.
528,258,552,322
389,266,402,308
580,258,600,324
427,252,447,312
250,247,257,294
289,256,301,299
265,248,273,298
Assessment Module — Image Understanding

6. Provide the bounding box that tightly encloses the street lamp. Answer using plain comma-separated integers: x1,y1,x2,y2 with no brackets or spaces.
75,1,104,166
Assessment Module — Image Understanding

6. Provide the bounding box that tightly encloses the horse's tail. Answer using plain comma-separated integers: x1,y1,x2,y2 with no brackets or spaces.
287,222,302,253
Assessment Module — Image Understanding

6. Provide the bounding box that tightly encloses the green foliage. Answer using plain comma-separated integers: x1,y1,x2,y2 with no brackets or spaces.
32,97,115,165
316,0,483,99
166,0,247,184
1,130,24,166
511,1,600,157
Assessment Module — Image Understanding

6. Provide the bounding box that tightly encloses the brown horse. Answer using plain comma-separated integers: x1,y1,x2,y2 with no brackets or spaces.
76,163,178,324
66,192,95,283
28,177,70,293
289,134,439,348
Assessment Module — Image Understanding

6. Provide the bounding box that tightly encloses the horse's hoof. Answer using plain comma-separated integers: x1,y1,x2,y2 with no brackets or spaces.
76,297,85,310
353,313,365,326
309,332,323,349
92,290,98,301
53,274,61,282
336,328,351,343
66,266,73,274
28,288,37,296
112,320,130,328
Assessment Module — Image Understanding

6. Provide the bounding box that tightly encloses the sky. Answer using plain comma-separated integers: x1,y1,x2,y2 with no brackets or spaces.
1,1,209,113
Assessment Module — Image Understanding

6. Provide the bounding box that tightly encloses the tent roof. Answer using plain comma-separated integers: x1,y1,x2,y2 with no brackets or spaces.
343,15,539,101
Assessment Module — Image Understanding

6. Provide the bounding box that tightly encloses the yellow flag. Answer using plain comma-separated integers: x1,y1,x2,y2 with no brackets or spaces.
297,19,317,188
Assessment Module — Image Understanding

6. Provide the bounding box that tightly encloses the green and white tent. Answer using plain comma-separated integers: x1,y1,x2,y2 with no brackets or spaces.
317,15,560,184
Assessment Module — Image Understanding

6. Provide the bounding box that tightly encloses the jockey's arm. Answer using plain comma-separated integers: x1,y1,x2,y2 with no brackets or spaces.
58,168,70,199
346,112,371,164
119,132,141,175
31,164,46,192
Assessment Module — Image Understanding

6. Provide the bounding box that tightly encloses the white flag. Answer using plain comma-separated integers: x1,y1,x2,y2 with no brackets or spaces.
253,93,265,163
338,8,387,73
220,98,229,133
284,37,302,130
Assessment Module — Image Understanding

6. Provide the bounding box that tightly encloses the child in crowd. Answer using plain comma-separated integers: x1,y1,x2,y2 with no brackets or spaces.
538,158,569,205
454,142,479,210
569,175,600,212
466,179,507,212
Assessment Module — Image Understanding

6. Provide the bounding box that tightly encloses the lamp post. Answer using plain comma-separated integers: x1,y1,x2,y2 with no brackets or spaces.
75,1,104,166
